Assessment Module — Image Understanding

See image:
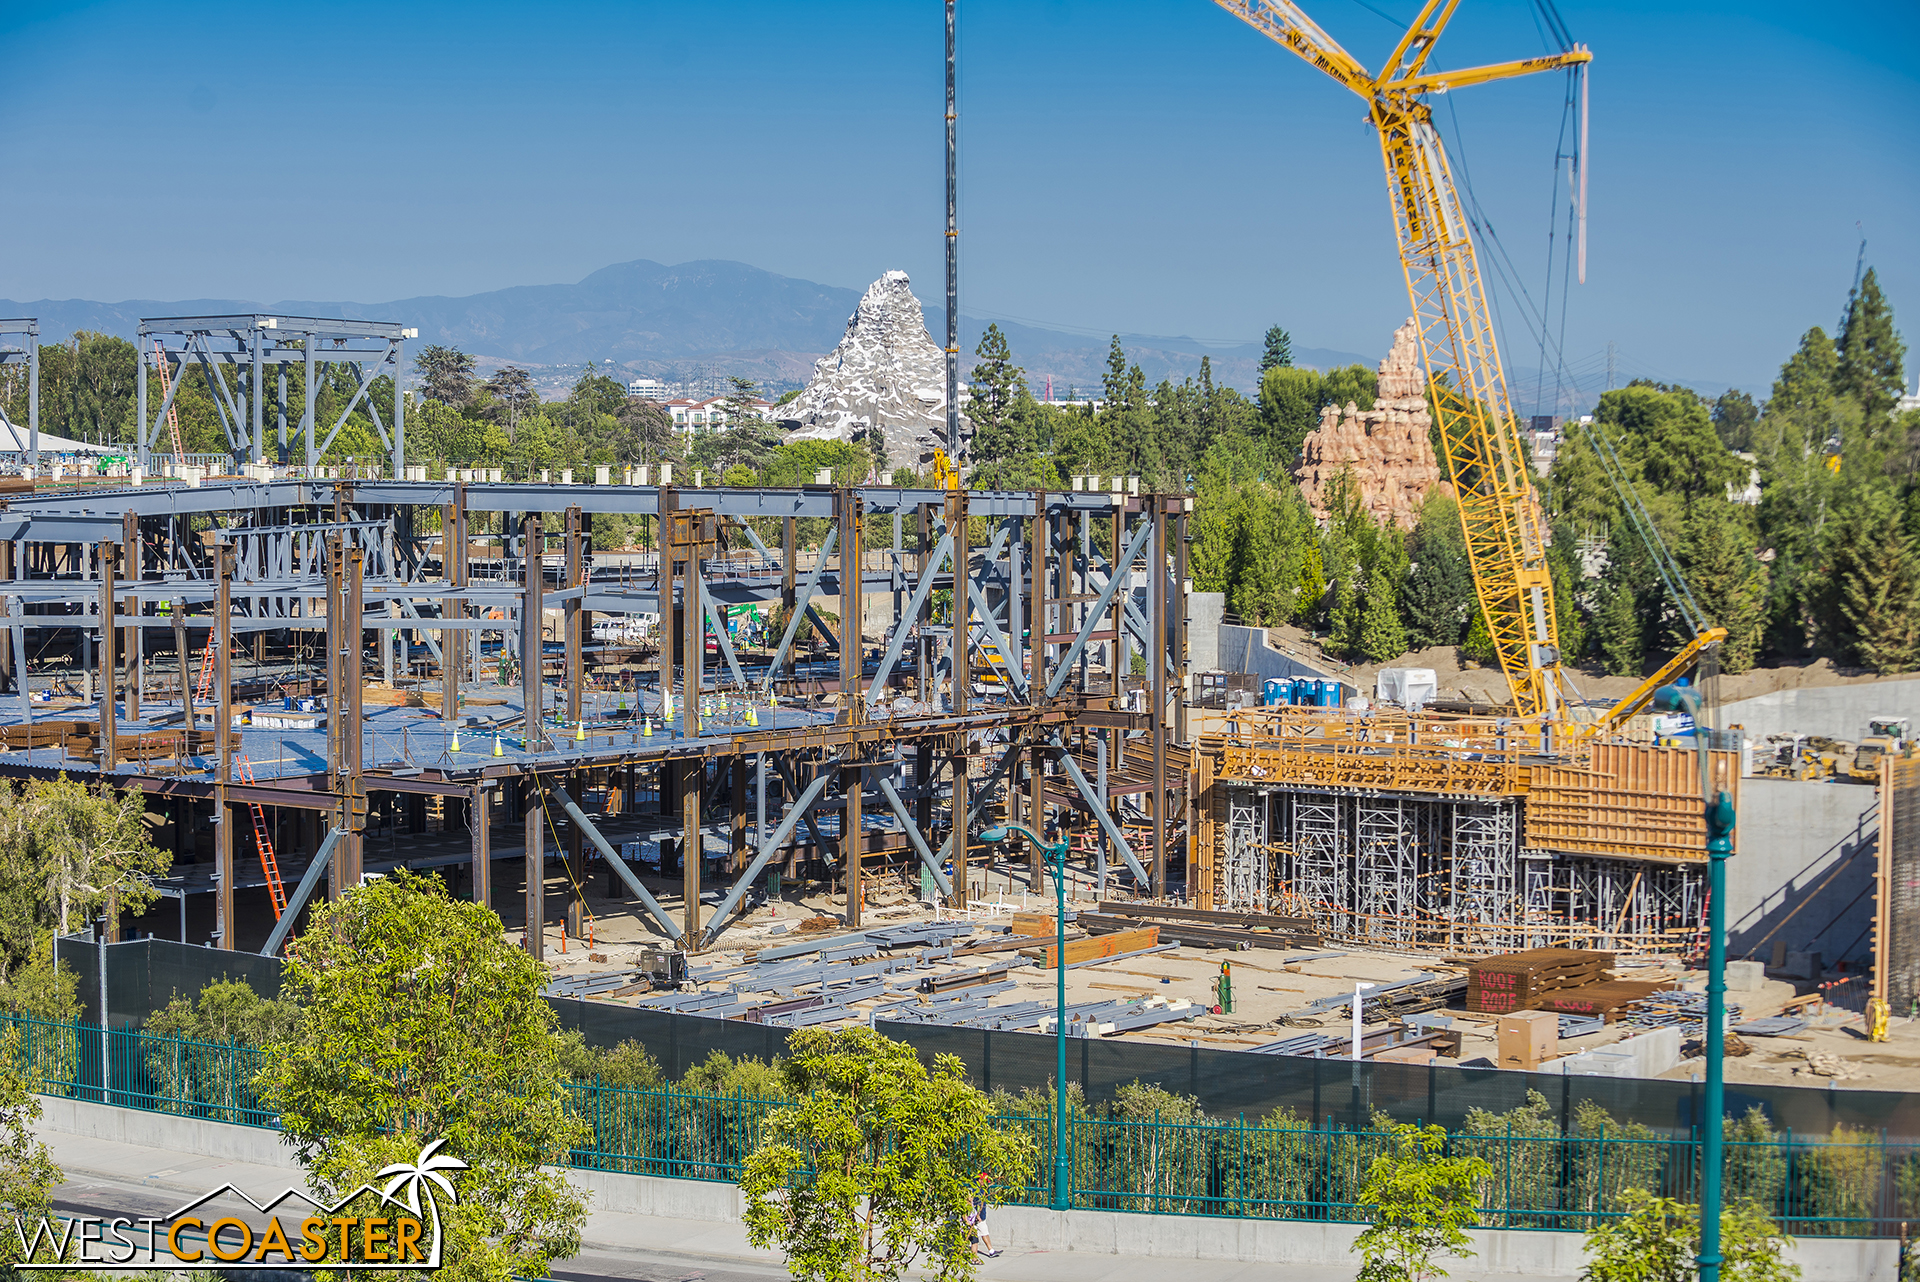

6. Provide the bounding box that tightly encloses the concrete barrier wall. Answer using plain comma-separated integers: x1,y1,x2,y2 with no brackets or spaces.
35,1095,296,1169
1218,623,1332,683
1721,679,1920,742
1728,777,1880,964
997,1206,1897,1281
34,1097,1899,1278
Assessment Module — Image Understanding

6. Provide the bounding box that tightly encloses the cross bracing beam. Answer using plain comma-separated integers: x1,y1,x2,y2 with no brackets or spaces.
260,826,344,957
1046,516,1154,698
549,784,683,941
1050,737,1152,886
697,769,834,948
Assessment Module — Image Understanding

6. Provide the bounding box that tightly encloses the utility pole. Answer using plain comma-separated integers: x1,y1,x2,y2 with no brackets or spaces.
944,0,959,459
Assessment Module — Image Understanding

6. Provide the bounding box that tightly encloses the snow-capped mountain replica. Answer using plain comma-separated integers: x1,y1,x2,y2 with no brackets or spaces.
776,270,969,468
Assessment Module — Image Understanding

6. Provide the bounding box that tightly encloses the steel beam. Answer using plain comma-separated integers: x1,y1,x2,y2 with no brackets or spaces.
697,769,832,948
259,827,344,957
549,784,682,941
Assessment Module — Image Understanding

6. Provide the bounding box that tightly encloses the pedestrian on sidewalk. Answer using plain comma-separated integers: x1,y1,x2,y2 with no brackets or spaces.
969,1172,1000,1257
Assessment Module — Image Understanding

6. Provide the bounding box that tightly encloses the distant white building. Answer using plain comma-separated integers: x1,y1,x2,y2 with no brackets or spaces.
1899,377,1920,414
628,377,670,400
666,395,775,436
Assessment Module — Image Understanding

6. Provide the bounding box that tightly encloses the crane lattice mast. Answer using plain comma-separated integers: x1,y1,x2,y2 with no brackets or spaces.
1212,0,1589,721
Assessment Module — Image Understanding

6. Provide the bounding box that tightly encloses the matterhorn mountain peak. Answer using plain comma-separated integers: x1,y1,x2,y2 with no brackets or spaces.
777,270,969,469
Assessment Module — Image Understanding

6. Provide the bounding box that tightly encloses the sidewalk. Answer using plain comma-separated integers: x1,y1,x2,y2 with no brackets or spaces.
35,1126,1564,1282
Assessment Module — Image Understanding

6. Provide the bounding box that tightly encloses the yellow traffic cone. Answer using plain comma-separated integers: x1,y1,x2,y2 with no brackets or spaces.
642,717,652,737
662,690,673,720
450,730,462,753
769,690,778,708
492,732,504,757
746,706,758,727
575,720,586,742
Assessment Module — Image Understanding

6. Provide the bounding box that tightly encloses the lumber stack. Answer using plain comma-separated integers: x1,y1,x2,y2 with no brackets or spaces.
1022,925,1158,968
1466,948,1613,1013
1534,979,1675,1021
1090,901,1323,949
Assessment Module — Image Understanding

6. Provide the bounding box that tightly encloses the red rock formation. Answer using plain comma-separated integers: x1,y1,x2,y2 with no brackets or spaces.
1295,320,1447,530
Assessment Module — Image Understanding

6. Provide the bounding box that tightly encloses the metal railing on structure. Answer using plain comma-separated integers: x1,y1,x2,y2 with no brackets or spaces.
5,1014,1915,1237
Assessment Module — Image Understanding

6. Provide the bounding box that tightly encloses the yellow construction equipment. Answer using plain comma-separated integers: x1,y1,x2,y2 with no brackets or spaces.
1211,1,1589,721
1579,627,1728,740
932,448,961,491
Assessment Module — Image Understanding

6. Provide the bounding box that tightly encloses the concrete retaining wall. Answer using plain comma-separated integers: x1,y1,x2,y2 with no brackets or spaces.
1728,777,1881,964
35,1095,296,1169
997,1206,1897,1280
1218,623,1332,683
1721,679,1920,741
33,1098,1899,1278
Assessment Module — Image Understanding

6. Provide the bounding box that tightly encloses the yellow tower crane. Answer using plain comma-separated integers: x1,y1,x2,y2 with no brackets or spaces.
1211,1,1589,721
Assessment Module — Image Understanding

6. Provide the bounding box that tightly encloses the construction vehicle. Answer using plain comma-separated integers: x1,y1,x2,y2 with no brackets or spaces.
1755,734,1829,782
1846,719,1908,782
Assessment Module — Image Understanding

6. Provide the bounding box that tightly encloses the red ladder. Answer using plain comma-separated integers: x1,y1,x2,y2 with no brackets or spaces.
237,757,288,919
195,640,218,702
150,340,184,461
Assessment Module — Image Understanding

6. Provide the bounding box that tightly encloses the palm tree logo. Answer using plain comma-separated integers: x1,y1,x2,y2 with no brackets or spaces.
377,1138,468,1268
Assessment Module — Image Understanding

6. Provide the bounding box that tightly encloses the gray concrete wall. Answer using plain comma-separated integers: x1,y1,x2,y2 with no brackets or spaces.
35,1094,297,1168
997,1206,1893,1279
1189,592,1222,673
1218,623,1333,683
1727,777,1881,965
1721,679,1920,741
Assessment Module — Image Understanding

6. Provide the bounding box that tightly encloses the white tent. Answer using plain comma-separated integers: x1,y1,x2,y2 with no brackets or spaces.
1376,668,1439,710
0,408,115,455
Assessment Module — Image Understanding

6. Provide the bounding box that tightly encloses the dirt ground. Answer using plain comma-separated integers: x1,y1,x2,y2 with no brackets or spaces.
528,859,1909,1091
1264,623,1911,708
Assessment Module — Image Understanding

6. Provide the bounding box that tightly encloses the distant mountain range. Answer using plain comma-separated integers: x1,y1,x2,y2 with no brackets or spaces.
0,259,1375,397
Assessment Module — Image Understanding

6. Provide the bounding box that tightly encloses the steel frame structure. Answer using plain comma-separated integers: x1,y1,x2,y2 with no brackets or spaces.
135,316,414,474
0,476,1191,961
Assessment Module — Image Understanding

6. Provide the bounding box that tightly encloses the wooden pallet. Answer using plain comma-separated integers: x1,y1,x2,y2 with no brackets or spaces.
1467,947,1613,1013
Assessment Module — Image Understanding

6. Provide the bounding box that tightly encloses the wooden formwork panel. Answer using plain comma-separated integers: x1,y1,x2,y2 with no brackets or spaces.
1524,743,1739,862
1220,741,1521,796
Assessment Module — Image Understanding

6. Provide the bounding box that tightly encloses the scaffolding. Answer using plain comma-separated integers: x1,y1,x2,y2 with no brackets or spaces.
1446,800,1518,951
1221,786,1269,914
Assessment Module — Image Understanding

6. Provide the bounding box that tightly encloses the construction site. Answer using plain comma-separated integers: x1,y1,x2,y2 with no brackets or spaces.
0,0,1913,1098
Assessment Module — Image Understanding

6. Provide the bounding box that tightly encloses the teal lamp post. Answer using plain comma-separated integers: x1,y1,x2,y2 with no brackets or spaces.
1653,679,1735,1282
979,822,1071,1210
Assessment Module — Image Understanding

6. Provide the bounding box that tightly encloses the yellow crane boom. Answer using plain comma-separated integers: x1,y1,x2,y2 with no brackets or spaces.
1211,0,1589,721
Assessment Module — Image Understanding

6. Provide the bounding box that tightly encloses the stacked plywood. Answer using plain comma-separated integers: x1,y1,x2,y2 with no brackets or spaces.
1467,948,1614,1014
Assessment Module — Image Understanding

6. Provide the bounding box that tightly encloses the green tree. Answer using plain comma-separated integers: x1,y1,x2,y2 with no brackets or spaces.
1260,366,1324,468
1754,328,1853,651
0,1027,61,1273
1357,567,1409,663
1712,390,1759,453
482,366,536,442
1680,503,1768,672
416,346,478,407
1260,326,1293,375
741,1027,1036,1282
22,776,168,940
1322,363,1379,414
1581,1190,1800,1282
1825,482,1920,672
1402,493,1474,648
967,326,1035,487
1836,266,1907,427
1352,1121,1490,1282
147,977,303,1046
264,871,588,1282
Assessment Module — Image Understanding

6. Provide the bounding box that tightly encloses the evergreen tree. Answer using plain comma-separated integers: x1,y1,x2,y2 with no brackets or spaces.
1259,366,1324,468
1826,483,1920,672
1358,567,1409,663
415,345,477,407
1260,326,1293,375
1401,493,1474,648
1329,573,1362,657
1754,327,1855,651
1461,604,1496,665
967,324,1034,487
1837,267,1908,426
1680,502,1769,673
1711,390,1758,452
1592,570,1645,676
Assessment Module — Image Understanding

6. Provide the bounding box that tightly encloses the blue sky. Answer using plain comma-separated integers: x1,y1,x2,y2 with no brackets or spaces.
1,0,1914,401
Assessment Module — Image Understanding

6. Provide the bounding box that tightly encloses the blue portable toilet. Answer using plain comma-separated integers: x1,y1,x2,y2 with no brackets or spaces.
1298,678,1318,706
1263,679,1284,706
1320,680,1340,708
1274,678,1293,705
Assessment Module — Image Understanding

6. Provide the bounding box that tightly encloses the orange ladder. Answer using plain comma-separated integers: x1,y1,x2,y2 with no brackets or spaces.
151,340,184,461
236,757,288,919
195,639,218,702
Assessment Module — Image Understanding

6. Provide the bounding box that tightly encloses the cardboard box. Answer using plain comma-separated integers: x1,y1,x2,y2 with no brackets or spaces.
1374,1046,1437,1066
1497,1010,1559,1070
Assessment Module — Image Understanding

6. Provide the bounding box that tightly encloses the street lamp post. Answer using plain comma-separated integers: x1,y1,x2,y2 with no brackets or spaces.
980,822,1070,1210
1653,680,1735,1282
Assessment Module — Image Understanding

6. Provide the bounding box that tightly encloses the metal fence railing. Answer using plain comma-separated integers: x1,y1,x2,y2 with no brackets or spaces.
7,1014,1913,1237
